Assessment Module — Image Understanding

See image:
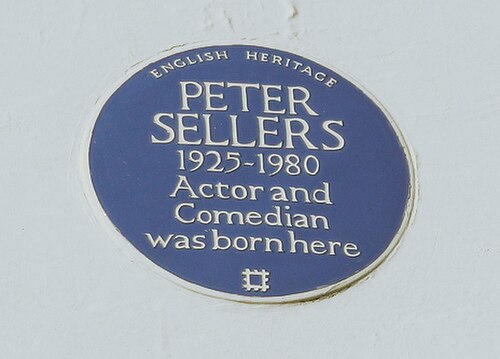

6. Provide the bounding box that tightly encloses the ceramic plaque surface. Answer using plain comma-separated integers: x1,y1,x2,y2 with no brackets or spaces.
87,44,415,303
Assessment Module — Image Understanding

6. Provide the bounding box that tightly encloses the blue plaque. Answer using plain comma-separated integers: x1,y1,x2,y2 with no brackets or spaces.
86,44,416,303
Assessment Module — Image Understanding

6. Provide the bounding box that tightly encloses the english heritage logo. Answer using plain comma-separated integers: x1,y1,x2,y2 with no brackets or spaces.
86,44,416,303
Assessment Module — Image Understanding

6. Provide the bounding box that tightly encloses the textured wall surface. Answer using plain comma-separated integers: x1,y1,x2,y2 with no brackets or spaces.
1,1,499,358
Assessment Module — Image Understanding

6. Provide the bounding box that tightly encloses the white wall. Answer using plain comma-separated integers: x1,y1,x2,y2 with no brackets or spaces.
1,1,499,357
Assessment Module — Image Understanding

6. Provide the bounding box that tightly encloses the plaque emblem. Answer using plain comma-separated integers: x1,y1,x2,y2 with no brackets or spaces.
86,44,416,303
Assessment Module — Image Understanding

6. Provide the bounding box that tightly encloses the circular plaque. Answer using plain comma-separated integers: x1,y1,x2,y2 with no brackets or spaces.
86,44,416,303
